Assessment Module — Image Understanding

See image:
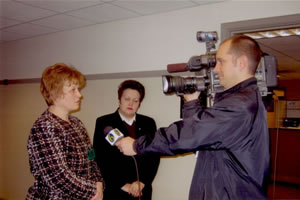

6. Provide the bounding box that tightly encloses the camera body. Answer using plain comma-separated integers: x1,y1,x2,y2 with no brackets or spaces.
162,31,277,100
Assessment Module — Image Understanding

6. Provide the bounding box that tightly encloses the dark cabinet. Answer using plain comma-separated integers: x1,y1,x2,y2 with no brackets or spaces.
269,128,300,184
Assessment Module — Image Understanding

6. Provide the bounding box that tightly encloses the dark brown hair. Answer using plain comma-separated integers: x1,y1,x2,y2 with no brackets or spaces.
118,80,145,102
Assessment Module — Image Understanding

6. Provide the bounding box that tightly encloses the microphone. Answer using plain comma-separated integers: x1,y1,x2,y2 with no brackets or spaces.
166,57,204,73
167,63,188,73
104,126,124,146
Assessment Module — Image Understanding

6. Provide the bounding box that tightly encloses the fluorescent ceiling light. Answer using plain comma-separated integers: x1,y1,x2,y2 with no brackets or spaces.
290,28,300,35
277,30,291,37
243,27,300,39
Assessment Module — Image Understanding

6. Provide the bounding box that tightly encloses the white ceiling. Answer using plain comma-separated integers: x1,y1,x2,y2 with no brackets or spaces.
1,0,299,81
0,0,223,43
257,35,300,81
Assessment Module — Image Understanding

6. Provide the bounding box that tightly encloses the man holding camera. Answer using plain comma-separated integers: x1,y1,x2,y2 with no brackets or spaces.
116,35,270,200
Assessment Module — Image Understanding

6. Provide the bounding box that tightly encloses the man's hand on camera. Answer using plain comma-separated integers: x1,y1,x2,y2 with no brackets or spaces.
184,91,200,102
115,137,137,156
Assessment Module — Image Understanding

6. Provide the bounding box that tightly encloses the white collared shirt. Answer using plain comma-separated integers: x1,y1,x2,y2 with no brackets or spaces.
118,110,136,126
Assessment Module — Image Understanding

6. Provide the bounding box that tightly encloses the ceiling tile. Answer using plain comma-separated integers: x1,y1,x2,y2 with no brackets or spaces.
111,0,196,15
31,14,95,31
16,0,104,13
67,3,139,23
0,30,29,41
3,23,58,37
258,37,300,81
258,36,300,60
101,0,115,2
191,0,226,5
0,17,22,28
0,0,56,22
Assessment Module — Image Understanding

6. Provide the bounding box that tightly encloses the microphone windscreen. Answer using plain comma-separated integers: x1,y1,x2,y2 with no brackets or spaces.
167,63,188,73
104,126,113,136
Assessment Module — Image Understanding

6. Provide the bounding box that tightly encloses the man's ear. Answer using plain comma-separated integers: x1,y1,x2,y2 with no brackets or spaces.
237,55,248,71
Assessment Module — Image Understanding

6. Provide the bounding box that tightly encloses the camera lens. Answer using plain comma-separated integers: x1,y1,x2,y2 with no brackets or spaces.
162,75,205,95
162,76,170,93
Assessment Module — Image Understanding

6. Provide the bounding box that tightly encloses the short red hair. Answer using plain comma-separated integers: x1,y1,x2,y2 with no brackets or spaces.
40,63,85,106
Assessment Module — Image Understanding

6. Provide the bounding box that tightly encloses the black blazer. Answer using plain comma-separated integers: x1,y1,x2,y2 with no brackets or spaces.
93,110,160,200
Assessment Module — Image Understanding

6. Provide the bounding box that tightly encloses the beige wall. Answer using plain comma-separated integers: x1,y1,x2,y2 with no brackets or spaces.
0,83,47,199
1,0,300,199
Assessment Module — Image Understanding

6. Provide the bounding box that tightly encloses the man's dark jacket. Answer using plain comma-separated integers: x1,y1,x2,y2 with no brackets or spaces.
93,110,160,200
135,78,270,200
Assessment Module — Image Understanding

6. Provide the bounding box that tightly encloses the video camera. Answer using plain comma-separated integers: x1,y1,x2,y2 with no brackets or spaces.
162,31,278,104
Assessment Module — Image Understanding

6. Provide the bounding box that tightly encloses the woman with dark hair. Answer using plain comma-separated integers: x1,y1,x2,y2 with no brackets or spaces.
26,63,104,200
93,80,160,200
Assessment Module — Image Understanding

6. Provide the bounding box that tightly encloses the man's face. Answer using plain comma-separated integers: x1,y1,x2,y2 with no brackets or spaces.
119,88,141,120
214,40,240,89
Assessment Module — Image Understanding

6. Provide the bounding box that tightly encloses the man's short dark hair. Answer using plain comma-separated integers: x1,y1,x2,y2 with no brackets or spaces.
118,80,145,102
224,35,262,74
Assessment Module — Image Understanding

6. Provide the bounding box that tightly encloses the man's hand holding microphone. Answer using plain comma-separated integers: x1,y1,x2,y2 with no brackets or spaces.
115,136,137,156
104,126,136,156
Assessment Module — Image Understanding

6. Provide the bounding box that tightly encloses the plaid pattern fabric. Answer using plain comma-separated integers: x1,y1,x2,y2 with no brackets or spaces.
26,110,103,200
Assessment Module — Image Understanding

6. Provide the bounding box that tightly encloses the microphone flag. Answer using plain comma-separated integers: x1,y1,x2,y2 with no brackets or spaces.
105,127,124,146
